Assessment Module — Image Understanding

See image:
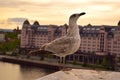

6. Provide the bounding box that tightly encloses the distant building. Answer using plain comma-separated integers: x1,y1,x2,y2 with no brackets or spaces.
80,22,120,57
20,20,120,57
20,20,67,50
13,26,21,33
0,32,5,42
18,34,21,39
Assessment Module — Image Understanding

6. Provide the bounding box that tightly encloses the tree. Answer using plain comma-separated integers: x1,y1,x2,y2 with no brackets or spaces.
0,32,20,52
101,58,109,69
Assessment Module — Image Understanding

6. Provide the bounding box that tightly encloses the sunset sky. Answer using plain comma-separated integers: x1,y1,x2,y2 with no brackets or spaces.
0,0,120,29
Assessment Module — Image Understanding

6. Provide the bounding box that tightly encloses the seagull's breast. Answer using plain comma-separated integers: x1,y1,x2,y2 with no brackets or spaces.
69,36,80,53
61,35,80,55
53,36,80,57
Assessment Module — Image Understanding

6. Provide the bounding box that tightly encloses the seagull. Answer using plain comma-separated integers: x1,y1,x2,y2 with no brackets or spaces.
29,12,86,67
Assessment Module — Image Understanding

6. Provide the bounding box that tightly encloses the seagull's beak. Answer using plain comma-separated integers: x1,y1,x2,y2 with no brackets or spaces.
79,12,86,16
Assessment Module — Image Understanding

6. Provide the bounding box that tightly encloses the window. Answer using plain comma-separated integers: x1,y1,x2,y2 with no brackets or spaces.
87,28,90,30
83,28,86,30
93,38,96,40
111,28,115,31
91,28,95,30
88,37,91,39
108,46,111,48
108,42,111,44
97,45,99,47
88,44,91,46
107,49,111,51
96,28,100,30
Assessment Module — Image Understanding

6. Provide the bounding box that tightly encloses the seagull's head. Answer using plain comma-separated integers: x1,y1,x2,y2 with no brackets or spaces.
69,12,86,24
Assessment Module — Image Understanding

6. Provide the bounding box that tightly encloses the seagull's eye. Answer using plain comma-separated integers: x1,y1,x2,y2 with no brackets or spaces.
72,14,76,17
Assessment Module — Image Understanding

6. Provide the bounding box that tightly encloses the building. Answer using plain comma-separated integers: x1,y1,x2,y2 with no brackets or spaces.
20,20,67,50
20,20,120,57
80,22,120,57
13,26,21,33
0,31,5,42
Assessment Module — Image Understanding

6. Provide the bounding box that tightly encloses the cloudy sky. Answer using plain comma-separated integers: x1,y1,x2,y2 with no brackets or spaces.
0,0,120,29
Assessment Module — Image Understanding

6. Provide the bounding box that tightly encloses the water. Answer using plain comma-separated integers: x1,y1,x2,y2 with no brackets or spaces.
0,61,56,80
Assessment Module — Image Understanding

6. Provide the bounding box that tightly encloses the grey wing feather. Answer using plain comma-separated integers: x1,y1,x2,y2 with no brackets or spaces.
45,36,73,54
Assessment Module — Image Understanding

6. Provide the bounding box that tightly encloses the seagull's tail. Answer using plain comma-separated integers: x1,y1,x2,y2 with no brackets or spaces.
28,49,40,55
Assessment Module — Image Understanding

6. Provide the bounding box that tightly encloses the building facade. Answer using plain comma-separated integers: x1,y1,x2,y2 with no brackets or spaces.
80,22,120,56
20,20,67,50
20,20,120,56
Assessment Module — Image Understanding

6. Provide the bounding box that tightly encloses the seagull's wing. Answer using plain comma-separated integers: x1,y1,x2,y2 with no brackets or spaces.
43,36,74,54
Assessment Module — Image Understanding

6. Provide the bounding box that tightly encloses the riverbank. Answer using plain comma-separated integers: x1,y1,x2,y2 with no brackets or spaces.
0,54,119,72
0,55,85,70
0,55,59,70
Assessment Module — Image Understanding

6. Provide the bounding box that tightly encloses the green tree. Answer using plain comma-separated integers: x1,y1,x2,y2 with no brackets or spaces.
101,58,109,69
0,32,20,52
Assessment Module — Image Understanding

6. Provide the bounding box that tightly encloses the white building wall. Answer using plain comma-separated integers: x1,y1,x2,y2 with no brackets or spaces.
0,33,5,42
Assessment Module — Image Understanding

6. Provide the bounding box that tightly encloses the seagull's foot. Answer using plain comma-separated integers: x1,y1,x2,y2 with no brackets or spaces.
61,67,72,71
61,68,72,74
59,65,72,71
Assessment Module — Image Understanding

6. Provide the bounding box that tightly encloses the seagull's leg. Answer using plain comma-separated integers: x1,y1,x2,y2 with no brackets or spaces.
63,56,71,71
59,57,62,63
63,56,66,70
63,56,66,65
59,57,62,70
59,56,67,70
59,56,65,70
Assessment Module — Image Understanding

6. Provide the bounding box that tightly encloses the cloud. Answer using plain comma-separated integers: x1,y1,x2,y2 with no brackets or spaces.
0,21,5,24
0,0,120,29
0,0,33,8
7,18,27,24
